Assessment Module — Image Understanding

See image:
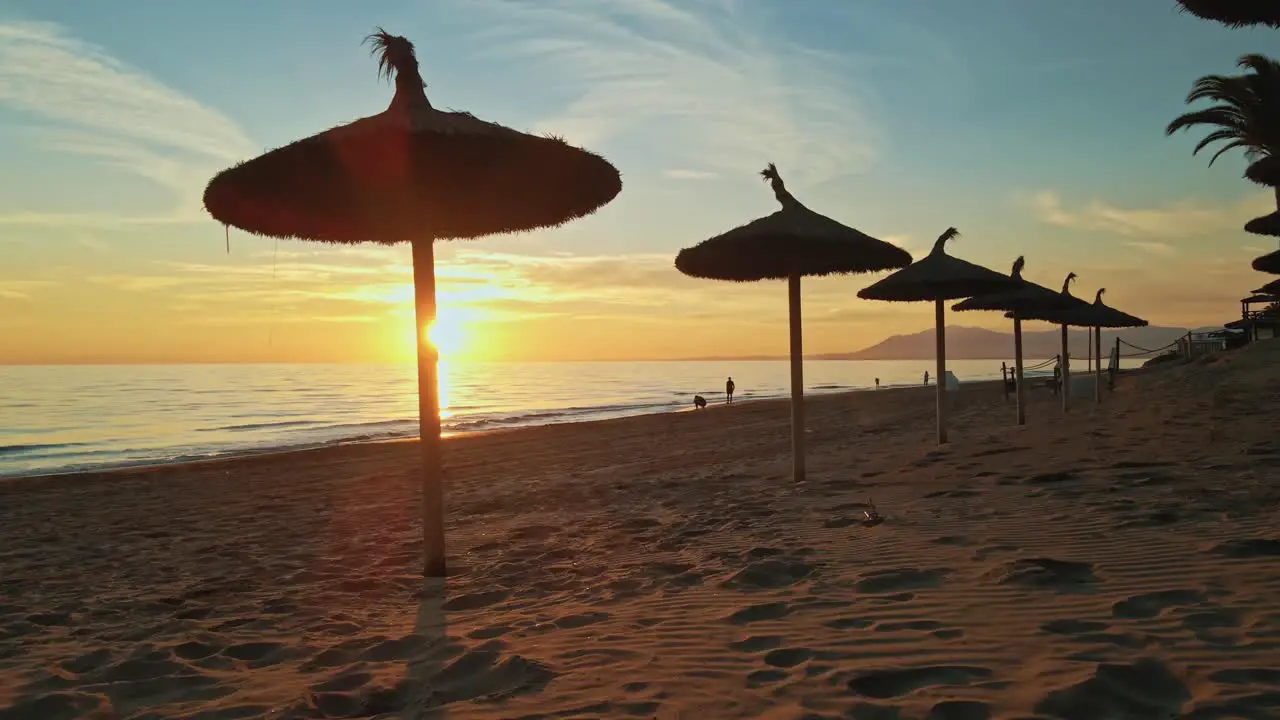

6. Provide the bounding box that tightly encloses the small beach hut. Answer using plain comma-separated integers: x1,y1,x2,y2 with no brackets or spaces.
202,30,622,577
857,229,1017,444
953,256,1087,425
675,164,911,482
1175,0,1280,28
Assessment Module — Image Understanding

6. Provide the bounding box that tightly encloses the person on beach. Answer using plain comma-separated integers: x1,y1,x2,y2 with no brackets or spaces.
875,377,880,390
725,377,736,404
923,371,929,386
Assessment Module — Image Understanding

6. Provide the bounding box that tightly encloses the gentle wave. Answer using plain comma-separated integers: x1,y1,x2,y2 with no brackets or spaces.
0,359,1136,478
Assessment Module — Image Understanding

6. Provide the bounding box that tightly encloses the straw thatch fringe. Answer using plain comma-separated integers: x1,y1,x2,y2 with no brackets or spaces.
1176,0,1280,28
1252,278,1280,296
203,31,621,243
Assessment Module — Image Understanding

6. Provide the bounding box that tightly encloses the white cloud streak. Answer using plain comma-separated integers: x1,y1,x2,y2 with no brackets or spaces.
1027,190,1274,239
455,0,881,188
0,21,257,225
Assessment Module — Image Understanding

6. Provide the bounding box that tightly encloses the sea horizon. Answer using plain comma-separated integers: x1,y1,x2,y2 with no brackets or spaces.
0,358,1145,479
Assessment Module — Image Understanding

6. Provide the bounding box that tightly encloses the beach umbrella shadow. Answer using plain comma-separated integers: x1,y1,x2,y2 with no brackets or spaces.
857,228,1017,444
202,29,622,577
674,164,911,482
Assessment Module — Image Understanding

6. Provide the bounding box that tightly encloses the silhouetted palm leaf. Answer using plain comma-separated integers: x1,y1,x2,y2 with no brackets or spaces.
1166,54,1280,169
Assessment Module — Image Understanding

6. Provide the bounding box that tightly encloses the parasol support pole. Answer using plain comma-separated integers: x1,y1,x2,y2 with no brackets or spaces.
1014,314,1026,426
787,274,806,482
1060,324,1070,414
935,298,947,444
1094,326,1102,405
411,240,447,578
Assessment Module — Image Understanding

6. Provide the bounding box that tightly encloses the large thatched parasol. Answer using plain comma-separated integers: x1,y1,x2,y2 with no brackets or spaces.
1175,0,1280,27
1254,248,1280,274
953,256,1086,426
203,30,622,577
675,164,910,482
857,228,1017,444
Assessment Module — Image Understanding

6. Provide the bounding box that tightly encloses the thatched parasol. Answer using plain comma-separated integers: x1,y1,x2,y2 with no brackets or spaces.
1009,282,1148,408
1254,248,1280,274
1175,0,1280,27
953,256,1086,426
203,30,622,577
1245,156,1280,187
675,164,910,482
1245,212,1280,238
857,228,1017,444
1254,278,1280,296
1001,273,1087,414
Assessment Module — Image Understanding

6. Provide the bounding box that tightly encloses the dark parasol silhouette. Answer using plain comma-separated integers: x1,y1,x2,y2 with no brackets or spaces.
1255,248,1280,274
857,228,1017,443
675,164,910,482
1254,278,1280,296
202,30,622,577
953,256,1086,425
1175,0,1280,28
1245,212,1280,237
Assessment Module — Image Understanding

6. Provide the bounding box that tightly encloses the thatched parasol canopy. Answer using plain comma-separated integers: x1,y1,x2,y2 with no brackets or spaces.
953,256,1085,425
1245,211,1280,238
857,228,1016,303
1254,248,1280,274
205,31,621,243
1176,0,1280,27
1254,278,1280,296
1009,273,1099,326
1245,155,1280,187
675,165,910,483
952,256,1085,316
858,229,1016,444
202,30,622,578
674,165,910,280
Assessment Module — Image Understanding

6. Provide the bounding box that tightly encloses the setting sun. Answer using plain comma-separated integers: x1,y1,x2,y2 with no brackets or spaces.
425,314,467,359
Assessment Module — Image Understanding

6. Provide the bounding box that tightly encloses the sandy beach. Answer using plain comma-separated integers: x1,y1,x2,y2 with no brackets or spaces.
1,342,1277,720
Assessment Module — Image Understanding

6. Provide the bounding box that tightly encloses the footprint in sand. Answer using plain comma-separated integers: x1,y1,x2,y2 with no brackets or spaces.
442,589,509,612
746,668,789,687
311,671,373,693
725,601,791,625
846,665,993,699
990,557,1097,592
762,647,813,669
728,635,782,652
854,568,947,595
722,557,815,590
927,699,993,720
825,616,873,630
1111,589,1208,619
1209,537,1280,558
1033,658,1188,719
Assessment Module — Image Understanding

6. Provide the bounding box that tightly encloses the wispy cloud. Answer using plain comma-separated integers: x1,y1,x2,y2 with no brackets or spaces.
0,279,55,300
1025,190,1273,239
663,169,719,180
0,21,257,225
457,0,881,188
1125,241,1177,257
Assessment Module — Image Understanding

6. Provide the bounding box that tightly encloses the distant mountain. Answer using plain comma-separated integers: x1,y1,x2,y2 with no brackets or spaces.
831,325,1190,361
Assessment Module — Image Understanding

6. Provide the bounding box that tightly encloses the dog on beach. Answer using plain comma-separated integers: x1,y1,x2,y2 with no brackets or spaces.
693,394,707,409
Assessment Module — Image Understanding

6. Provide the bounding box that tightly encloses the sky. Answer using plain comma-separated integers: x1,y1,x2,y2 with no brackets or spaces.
1,0,1278,364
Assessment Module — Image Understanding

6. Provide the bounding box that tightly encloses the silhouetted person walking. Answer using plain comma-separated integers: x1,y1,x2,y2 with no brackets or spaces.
875,377,880,390
923,371,929,386
725,376,736,404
